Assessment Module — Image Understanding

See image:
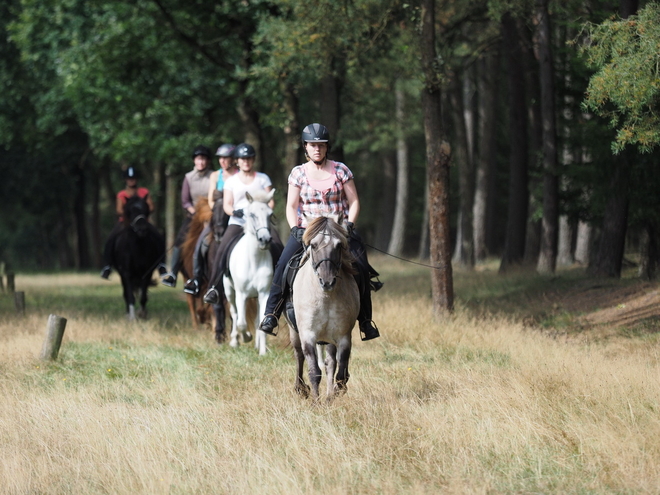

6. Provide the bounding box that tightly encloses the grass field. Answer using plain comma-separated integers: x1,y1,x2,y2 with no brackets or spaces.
1,257,660,494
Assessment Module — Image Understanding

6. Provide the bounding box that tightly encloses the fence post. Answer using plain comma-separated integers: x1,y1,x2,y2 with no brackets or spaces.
40,315,67,361
14,291,25,316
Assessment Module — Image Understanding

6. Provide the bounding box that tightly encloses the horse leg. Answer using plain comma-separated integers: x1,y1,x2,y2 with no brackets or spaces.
255,291,269,356
121,277,136,321
325,344,338,401
138,281,148,319
303,339,322,399
233,292,250,346
186,294,198,329
290,327,309,398
213,301,226,344
224,280,240,348
334,335,352,396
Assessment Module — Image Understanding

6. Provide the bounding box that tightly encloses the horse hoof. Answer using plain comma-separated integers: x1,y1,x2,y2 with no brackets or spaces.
295,384,310,399
215,332,226,344
242,331,253,343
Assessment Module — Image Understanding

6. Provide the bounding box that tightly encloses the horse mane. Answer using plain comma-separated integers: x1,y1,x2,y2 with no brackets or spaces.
303,216,356,274
181,198,212,263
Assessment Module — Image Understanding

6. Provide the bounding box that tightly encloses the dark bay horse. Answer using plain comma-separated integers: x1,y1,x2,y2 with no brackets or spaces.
112,196,166,319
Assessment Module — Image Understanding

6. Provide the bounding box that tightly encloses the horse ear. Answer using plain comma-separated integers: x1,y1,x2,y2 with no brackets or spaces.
246,192,253,203
332,212,343,226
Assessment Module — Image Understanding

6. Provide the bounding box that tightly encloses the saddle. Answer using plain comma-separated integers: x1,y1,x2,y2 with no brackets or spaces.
221,232,245,279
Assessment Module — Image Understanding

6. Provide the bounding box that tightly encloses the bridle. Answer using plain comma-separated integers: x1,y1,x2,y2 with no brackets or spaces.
308,231,342,275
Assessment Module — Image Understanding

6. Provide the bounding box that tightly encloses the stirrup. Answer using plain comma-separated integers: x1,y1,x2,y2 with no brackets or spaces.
100,266,111,280
161,273,176,288
203,287,220,305
258,314,279,336
183,278,200,296
370,278,384,292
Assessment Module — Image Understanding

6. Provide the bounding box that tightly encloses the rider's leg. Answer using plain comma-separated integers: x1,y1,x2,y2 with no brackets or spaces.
349,230,381,341
184,224,211,296
258,235,302,336
162,218,191,287
202,225,243,304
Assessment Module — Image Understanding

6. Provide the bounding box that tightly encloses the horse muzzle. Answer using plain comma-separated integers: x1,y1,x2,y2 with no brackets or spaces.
318,277,337,292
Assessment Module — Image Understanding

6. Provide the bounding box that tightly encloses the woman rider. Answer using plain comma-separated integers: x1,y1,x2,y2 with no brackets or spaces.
183,143,237,296
202,143,283,305
100,166,165,279
258,123,381,341
161,145,214,287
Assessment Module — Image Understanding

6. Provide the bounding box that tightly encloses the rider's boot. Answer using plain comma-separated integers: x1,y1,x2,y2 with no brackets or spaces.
161,246,181,288
258,314,279,336
184,233,209,296
357,279,380,341
203,286,220,305
100,265,111,280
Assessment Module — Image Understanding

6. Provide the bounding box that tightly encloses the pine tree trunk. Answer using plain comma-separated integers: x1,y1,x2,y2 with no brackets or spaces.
376,152,397,250
388,83,409,257
638,222,659,280
165,167,177,267
473,48,499,262
450,74,475,268
499,13,529,271
321,58,345,163
535,0,559,275
282,82,300,179
574,221,592,265
421,0,453,315
557,215,574,266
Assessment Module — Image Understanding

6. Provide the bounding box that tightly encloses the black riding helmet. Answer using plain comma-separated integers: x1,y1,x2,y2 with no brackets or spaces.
192,145,212,159
215,144,236,157
233,143,256,158
301,123,330,149
123,166,139,179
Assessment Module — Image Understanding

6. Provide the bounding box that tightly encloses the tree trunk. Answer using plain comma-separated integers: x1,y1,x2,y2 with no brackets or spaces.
321,58,345,163
450,74,475,268
73,152,91,269
557,215,574,266
418,180,430,261
282,82,300,181
90,168,102,268
376,151,397,250
535,0,559,275
388,83,409,257
589,155,630,278
499,13,529,272
165,166,177,266
473,48,499,262
574,221,592,265
421,0,453,315
638,221,659,280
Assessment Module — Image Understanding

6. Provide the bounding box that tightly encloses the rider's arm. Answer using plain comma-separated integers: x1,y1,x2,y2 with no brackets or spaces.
223,189,235,217
115,193,124,218
344,179,360,224
286,185,301,228
145,194,155,213
181,177,195,215
207,171,219,208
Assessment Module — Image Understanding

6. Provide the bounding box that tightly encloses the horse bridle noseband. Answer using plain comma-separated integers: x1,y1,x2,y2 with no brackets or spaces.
130,214,148,231
308,231,342,273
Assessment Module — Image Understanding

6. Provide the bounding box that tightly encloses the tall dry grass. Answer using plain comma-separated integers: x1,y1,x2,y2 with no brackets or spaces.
1,262,660,493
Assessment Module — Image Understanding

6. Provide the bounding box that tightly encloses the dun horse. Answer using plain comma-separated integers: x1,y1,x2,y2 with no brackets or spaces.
112,196,166,320
285,215,360,400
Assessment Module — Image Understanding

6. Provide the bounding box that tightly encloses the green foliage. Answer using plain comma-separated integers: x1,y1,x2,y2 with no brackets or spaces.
581,3,660,153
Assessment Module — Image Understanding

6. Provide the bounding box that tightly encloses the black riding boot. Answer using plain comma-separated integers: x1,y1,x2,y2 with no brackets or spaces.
184,235,209,296
161,246,181,287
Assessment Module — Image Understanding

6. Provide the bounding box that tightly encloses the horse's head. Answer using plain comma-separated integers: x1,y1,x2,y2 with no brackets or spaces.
303,215,355,292
124,196,150,237
243,189,275,250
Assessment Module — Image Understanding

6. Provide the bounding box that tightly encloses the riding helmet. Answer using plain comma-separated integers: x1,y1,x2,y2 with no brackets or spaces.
192,145,212,159
233,143,256,158
123,166,139,179
215,144,236,157
301,123,330,147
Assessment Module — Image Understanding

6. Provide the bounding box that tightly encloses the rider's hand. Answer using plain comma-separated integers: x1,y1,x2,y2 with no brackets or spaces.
291,226,305,243
232,209,244,218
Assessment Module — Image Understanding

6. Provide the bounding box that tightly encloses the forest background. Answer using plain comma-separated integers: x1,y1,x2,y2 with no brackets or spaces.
1,0,659,292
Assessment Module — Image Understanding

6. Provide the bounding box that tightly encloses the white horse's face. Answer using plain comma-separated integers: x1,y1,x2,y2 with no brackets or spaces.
244,199,273,250
308,229,343,291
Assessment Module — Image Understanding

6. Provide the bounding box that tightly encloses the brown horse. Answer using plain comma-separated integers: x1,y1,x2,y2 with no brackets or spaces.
181,198,213,329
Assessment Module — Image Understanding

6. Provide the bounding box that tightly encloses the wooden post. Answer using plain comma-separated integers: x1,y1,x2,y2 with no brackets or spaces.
14,291,25,315
40,315,67,361
6,272,14,293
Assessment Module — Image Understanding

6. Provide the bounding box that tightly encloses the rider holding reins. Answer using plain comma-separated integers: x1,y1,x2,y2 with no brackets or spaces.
258,123,382,341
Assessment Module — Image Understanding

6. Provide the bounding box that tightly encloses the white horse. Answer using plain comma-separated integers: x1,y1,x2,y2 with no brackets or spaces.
285,215,360,400
223,189,275,356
